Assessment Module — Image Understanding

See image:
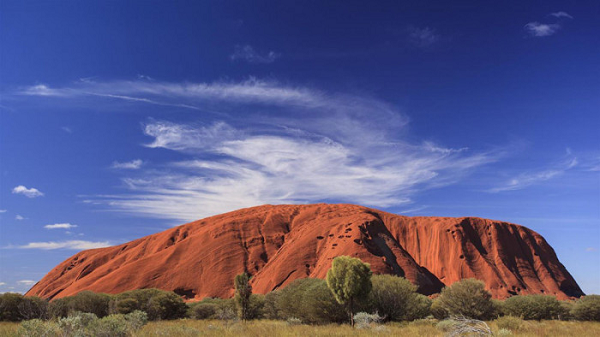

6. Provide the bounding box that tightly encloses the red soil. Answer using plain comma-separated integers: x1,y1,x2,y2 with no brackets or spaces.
26,204,583,300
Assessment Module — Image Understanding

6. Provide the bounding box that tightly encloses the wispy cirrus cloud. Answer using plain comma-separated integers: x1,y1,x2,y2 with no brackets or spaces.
15,215,25,221
16,77,500,222
525,12,573,37
111,159,143,170
44,223,78,229
17,280,36,286
10,240,112,250
0,210,6,213
230,45,281,64
550,12,573,19
12,185,44,198
525,22,561,37
93,118,497,222
489,155,577,193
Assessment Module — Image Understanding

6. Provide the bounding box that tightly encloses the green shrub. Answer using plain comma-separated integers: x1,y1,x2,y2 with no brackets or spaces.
495,316,524,331
353,312,383,329
57,312,98,335
19,310,147,336
124,310,148,330
409,294,433,320
0,293,25,321
17,318,59,337
247,294,265,319
277,278,347,324
109,288,187,320
571,295,600,321
430,297,448,319
263,290,281,319
89,314,129,337
112,298,138,314
49,291,111,318
436,319,458,332
188,302,218,319
367,274,425,321
503,294,564,320
437,279,495,320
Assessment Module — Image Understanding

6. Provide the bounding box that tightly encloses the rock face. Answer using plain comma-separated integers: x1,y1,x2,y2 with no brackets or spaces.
26,204,583,300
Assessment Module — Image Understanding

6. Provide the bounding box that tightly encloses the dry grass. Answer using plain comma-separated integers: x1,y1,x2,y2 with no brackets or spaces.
2,319,600,336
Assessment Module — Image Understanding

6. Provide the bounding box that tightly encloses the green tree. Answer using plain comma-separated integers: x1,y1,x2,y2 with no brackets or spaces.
437,278,495,320
276,278,347,324
234,272,252,321
0,293,26,321
326,256,372,327
503,294,565,320
571,295,600,321
368,274,426,321
108,289,186,320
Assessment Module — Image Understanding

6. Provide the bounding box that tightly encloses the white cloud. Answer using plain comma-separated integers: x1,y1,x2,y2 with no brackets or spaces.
93,118,496,222
15,215,25,221
12,185,44,198
61,126,72,133
489,156,577,193
230,45,281,64
408,26,440,47
0,210,6,213
524,22,561,37
44,223,78,229
111,159,144,170
550,12,573,19
16,78,500,222
17,280,36,286
13,240,112,250
586,247,598,252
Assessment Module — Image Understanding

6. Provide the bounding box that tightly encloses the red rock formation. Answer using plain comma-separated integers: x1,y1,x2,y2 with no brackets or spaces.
26,204,583,300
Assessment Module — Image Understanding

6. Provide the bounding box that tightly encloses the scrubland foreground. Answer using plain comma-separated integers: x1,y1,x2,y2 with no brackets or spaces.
2,318,600,336
4,257,600,336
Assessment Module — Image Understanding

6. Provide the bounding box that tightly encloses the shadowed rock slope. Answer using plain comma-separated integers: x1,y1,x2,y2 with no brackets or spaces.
26,204,583,300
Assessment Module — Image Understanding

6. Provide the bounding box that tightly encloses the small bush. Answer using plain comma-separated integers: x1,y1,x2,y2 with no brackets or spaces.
49,291,111,318
409,294,433,320
188,302,218,319
367,274,426,321
109,288,187,320
0,293,25,321
495,316,524,331
443,317,493,336
353,312,383,329
437,279,495,320
57,312,98,335
286,317,302,325
430,297,448,319
124,310,148,330
571,295,600,321
497,328,513,336
436,319,458,332
503,294,564,320
246,294,265,319
19,310,147,336
263,290,281,319
90,314,129,337
17,319,59,337
276,278,346,324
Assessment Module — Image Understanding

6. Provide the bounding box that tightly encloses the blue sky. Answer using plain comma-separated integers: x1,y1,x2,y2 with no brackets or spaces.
1,0,599,295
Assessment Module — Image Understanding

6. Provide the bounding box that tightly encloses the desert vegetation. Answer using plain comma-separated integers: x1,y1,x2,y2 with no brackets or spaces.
2,256,600,336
